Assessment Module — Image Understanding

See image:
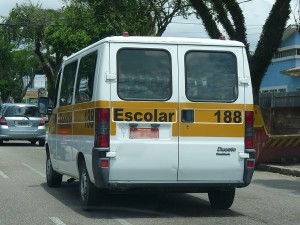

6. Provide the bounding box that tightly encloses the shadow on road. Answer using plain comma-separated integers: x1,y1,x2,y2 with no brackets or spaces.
0,141,42,147
253,179,300,196
41,181,243,219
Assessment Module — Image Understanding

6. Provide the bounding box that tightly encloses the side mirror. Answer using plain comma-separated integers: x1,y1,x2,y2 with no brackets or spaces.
38,97,51,115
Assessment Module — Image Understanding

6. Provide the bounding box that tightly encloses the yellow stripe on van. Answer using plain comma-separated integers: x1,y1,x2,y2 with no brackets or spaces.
179,123,244,137
51,100,253,138
111,101,178,108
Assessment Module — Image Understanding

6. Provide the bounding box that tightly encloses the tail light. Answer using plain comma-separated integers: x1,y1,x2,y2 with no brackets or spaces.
39,116,45,126
0,116,7,125
245,111,254,149
95,108,110,148
243,110,255,186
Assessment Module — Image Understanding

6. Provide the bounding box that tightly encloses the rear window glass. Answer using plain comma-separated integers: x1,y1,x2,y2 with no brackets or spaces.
185,51,238,102
4,105,41,117
117,49,172,101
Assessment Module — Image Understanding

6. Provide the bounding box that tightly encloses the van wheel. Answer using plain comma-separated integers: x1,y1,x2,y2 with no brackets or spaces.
79,160,97,210
208,188,235,209
46,153,62,187
31,140,37,145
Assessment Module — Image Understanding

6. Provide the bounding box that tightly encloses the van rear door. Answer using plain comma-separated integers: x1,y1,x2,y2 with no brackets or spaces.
177,46,246,182
108,43,179,181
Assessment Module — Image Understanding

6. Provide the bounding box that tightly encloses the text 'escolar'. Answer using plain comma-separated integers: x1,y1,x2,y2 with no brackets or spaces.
114,108,176,122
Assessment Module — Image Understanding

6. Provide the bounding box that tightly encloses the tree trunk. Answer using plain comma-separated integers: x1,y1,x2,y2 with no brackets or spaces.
34,38,56,100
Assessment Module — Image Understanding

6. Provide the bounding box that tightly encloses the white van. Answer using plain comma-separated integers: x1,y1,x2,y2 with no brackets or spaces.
41,35,255,210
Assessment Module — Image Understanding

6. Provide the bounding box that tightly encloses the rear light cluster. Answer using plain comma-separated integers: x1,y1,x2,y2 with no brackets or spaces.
0,116,7,126
245,111,254,149
39,116,45,126
94,108,110,148
245,111,255,169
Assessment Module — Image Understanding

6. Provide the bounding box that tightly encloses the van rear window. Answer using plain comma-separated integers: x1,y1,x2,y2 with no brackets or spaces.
117,49,172,101
185,51,238,102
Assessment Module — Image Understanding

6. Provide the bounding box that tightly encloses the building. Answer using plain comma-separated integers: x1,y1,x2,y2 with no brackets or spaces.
22,74,47,104
260,25,300,93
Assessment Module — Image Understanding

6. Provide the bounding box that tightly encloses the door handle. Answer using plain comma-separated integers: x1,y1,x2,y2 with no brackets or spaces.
182,110,194,123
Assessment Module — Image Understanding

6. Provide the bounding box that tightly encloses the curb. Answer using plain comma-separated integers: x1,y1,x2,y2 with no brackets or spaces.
256,164,300,177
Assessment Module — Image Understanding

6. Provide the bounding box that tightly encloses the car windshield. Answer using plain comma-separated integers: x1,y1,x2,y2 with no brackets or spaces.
4,105,41,117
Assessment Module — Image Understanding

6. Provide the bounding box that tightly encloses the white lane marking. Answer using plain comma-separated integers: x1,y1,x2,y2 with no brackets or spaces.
112,216,133,225
49,217,67,225
22,163,46,178
0,170,9,178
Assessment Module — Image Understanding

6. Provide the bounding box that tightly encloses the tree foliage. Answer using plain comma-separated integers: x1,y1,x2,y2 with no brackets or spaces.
2,2,61,99
67,0,191,37
0,30,38,102
190,0,291,103
2,0,190,100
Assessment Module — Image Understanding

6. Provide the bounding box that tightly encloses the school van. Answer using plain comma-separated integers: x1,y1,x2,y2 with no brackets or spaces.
40,35,255,210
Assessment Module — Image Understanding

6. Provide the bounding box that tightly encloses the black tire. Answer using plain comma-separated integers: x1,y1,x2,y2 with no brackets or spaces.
46,153,62,187
39,139,46,147
208,188,235,209
31,140,37,145
0,140,3,145
79,160,97,210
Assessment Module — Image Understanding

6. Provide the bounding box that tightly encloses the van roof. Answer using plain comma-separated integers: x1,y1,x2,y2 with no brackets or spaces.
104,36,245,47
64,36,245,61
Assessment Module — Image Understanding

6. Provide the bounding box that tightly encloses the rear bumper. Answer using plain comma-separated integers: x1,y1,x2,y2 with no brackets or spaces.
92,149,252,192
243,149,256,187
0,126,46,140
106,181,246,192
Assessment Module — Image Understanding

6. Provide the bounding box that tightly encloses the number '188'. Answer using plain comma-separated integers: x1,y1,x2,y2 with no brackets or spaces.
214,110,242,123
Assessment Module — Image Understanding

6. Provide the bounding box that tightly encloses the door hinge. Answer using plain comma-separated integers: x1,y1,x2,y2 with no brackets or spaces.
238,77,249,86
106,72,116,82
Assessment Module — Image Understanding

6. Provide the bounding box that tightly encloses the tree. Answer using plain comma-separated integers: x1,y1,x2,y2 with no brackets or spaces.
59,0,191,38
2,2,61,100
2,0,190,100
0,32,34,102
190,0,291,104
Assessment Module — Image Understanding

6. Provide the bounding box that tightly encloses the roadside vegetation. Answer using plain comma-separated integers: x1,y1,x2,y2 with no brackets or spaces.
0,0,292,103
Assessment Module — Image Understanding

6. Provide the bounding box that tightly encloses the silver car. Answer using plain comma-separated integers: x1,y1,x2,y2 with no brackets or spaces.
0,103,46,146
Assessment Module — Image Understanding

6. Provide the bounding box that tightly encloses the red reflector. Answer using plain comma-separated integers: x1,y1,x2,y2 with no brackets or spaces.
0,116,7,125
95,134,109,147
247,161,254,168
245,136,253,149
245,111,254,125
101,160,109,168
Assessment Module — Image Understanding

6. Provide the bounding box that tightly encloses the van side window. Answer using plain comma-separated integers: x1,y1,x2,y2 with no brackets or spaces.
60,61,78,106
117,49,172,101
75,51,97,103
185,51,238,102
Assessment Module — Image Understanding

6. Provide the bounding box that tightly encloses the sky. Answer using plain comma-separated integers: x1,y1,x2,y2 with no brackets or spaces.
0,0,299,51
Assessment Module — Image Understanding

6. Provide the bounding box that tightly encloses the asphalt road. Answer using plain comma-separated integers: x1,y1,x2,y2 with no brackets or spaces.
1,141,300,225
